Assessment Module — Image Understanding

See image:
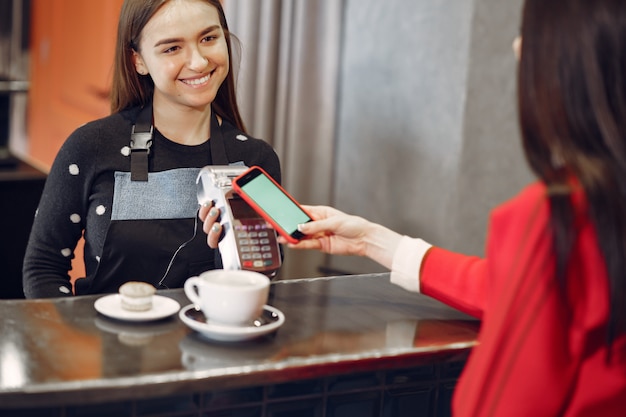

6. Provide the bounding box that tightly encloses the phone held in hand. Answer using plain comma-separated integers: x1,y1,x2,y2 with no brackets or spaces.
232,166,313,244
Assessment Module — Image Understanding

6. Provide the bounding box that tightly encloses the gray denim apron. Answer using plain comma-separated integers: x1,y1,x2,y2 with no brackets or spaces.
74,103,228,295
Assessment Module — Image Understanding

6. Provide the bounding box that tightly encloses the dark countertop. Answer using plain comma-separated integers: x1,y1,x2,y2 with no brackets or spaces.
0,273,480,408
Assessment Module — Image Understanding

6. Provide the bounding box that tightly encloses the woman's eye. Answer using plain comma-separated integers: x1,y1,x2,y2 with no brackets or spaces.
202,35,218,43
163,45,180,54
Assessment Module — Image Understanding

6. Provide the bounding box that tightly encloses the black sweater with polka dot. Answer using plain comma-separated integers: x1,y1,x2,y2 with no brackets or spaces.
22,107,281,298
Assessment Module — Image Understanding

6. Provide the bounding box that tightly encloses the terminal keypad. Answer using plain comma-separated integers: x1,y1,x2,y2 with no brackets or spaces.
234,220,280,270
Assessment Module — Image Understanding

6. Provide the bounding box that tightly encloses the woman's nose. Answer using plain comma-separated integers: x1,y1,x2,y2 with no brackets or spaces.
188,47,209,71
512,36,522,60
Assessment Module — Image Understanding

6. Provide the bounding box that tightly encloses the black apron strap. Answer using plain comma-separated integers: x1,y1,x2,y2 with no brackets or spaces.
209,113,229,165
208,113,230,272
130,102,153,181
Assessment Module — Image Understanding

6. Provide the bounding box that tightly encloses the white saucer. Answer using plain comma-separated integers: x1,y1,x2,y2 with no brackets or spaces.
179,304,285,342
94,294,180,322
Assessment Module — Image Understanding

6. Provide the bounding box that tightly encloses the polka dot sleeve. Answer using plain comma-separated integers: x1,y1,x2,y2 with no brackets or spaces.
22,124,99,298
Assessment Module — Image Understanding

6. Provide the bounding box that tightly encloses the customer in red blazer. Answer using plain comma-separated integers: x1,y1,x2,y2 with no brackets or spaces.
236,0,626,415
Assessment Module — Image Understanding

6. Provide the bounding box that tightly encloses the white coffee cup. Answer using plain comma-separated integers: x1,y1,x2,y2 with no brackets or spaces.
184,270,270,327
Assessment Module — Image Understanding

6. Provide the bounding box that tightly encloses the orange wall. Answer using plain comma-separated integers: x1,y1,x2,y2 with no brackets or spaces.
28,0,123,169
28,0,124,281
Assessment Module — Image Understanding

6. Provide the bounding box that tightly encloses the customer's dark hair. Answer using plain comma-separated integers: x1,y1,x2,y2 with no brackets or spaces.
518,0,626,346
110,0,246,132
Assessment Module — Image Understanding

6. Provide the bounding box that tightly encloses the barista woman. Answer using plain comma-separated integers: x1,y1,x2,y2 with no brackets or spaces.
22,0,281,298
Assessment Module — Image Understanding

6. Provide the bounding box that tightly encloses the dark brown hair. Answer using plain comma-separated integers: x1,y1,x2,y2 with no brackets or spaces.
110,0,246,132
518,0,626,346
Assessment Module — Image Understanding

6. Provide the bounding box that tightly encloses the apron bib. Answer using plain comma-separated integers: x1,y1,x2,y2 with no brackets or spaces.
74,105,229,295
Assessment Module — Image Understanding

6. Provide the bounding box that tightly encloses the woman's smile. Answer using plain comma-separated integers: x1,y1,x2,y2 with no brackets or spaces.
180,73,211,87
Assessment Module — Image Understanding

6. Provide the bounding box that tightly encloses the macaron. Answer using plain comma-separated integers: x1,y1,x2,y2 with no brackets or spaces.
119,281,156,312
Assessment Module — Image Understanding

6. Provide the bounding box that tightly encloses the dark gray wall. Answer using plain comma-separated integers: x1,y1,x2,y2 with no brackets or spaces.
327,0,531,274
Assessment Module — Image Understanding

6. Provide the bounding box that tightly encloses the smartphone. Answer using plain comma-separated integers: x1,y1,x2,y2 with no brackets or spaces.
196,166,281,277
232,166,313,244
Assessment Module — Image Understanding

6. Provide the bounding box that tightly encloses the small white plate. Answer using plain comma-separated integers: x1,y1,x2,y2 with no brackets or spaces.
94,294,180,322
179,304,285,342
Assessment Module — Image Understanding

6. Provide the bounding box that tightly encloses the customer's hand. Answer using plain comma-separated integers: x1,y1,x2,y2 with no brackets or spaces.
198,202,222,248
280,205,374,257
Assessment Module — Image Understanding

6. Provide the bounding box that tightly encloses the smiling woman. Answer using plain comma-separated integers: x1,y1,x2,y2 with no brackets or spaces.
129,1,230,142
22,0,283,299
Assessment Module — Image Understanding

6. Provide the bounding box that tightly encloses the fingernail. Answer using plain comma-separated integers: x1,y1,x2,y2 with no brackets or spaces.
211,223,220,233
209,207,218,217
297,223,306,232
201,201,211,208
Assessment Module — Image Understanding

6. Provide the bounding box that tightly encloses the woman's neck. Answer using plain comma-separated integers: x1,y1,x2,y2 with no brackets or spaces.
152,101,213,146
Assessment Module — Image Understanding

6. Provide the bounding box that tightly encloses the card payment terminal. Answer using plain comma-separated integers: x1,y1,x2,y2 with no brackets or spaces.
196,166,282,278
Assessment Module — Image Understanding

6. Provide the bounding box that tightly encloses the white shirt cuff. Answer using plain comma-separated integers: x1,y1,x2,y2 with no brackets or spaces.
385,320,418,347
390,236,432,293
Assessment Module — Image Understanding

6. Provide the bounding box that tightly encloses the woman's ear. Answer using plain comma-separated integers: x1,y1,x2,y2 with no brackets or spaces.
132,50,148,76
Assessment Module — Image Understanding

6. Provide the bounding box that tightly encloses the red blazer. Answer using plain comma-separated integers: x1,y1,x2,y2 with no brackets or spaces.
421,182,626,417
